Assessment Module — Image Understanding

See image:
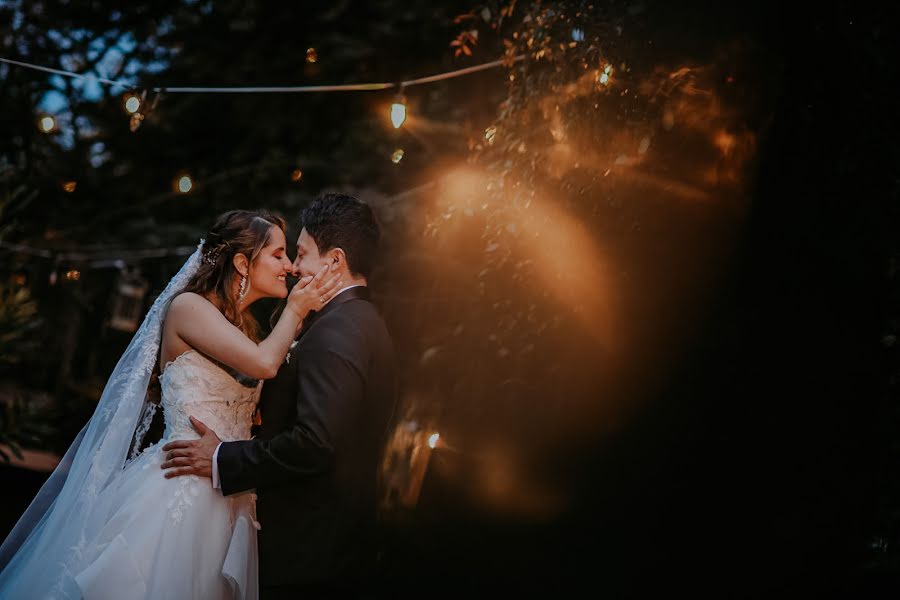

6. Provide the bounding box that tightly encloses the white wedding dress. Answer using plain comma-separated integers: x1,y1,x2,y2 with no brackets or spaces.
71,349,262,600
0,244,265,600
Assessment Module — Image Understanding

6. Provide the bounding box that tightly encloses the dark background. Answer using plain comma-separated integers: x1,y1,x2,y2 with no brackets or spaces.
1,1,897,597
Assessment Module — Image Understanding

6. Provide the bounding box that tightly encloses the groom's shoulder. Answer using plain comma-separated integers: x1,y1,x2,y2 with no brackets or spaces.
317,296,382,333
305,297,387,348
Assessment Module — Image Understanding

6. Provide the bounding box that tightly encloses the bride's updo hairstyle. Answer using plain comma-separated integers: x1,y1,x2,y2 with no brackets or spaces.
179,209,286,341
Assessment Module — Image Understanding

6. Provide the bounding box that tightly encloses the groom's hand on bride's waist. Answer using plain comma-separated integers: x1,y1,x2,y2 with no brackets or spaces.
160,416,221,479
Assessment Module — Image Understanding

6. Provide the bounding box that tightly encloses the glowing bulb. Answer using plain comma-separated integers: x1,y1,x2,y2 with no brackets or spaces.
177,175,193,193
65,269,81,281
290,169,303,182
597,63,613,87
391,149,404,163
62,181,77,193
427,433,440,449
391,96,406,129
124,95,141,114
39,116,56,133
306,48,318,63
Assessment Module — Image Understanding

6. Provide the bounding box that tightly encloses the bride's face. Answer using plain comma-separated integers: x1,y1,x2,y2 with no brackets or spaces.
248,227,292,300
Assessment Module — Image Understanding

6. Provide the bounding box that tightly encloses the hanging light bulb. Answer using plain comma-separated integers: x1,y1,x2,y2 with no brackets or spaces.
124,94,142,114
38,115,56,133
390,92,407,129
176,174,193,193
596,63,614,87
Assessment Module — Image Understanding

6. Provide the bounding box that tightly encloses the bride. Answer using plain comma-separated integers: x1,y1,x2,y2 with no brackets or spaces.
0,209,341,599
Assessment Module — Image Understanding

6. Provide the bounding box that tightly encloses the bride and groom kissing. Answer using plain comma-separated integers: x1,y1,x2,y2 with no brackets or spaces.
0,193,397,599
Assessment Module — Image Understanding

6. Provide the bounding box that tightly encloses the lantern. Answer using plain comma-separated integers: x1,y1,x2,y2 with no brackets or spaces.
108,269,148,332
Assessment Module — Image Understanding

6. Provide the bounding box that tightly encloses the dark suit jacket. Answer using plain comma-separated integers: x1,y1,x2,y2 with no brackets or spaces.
217,286,396,588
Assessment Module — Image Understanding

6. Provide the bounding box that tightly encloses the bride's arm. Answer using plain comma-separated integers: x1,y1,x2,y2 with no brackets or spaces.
167,268,340,379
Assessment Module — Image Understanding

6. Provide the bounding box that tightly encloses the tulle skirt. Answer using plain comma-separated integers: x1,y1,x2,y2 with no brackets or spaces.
1,438,258,600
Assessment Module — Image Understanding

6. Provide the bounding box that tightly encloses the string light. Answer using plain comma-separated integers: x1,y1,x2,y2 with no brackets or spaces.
2,56,524,95
38,115,56,133
597,63,613,87
124,94,141,114
176,175,193,193
390,92,407,129
290,169,303,182
391,148,404,163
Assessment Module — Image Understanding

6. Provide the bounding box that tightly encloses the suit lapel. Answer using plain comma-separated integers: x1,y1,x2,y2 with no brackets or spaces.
259,286,370,438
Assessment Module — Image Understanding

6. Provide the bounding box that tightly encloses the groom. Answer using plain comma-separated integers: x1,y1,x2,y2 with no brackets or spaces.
162,193,397,598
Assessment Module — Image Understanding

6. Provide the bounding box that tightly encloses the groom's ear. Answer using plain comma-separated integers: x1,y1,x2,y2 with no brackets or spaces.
232,253,250,277
326,247,347,271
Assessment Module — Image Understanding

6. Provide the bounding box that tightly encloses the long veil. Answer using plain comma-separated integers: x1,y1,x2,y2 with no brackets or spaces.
0,241,203,597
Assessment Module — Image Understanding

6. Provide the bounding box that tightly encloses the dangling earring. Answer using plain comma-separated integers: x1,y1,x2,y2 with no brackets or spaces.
238,275,247,304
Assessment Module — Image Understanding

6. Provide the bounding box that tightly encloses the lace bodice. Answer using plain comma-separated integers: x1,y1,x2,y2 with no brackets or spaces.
159,350,261,442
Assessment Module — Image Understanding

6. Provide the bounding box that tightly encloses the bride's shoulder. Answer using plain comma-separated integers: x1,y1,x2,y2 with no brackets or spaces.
168,291,218,316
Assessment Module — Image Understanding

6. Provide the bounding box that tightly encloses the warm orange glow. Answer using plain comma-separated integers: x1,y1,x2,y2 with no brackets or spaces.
434,167,618,350
714,130,736,156
290,169,303,182
306,48,317,63
62,181,77,193
65,270,81,281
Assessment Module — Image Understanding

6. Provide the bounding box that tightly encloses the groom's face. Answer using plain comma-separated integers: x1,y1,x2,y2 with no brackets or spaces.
292,228,330,279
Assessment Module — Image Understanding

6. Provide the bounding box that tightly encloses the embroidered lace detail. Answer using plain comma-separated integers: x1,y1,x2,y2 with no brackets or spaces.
159,350,261,443
168,475,201,525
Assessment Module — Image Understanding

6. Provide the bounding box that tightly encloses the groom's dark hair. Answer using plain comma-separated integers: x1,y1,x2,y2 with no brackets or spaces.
300,193,380,279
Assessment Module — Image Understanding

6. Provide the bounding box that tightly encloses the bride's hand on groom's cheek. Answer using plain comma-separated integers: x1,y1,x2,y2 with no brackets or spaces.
160,416,221,479
287,265,342,317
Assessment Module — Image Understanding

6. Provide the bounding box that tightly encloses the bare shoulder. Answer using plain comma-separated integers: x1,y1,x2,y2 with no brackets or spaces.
168,292,219,320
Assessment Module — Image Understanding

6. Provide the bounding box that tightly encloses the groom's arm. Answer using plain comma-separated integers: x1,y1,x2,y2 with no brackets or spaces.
216,319,365,496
